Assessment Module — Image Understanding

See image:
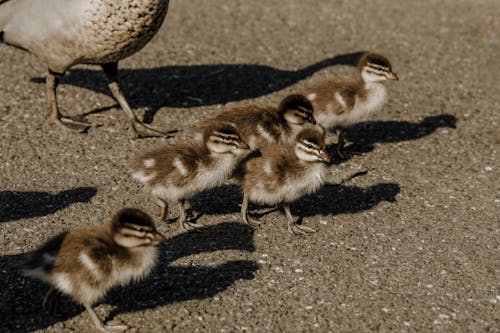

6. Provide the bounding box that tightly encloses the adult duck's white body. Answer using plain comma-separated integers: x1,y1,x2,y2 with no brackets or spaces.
0,0,171,136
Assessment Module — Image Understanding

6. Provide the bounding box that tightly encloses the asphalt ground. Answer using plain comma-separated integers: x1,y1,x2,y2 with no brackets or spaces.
1,0,499,332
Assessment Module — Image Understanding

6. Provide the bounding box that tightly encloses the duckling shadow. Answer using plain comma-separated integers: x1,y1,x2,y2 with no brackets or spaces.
294,183,400,218
0,253,82,333
189,183,400,219
329,114,457,163
30,51,365,123
0,222,257,332
0,187,97,222
106,222,258,316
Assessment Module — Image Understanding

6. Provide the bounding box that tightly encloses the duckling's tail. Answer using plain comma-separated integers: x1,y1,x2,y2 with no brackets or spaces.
19,231,68,279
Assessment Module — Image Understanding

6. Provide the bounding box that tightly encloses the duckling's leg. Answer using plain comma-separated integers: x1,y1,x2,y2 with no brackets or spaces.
101,62,178,139
46,70,95,132
156,198,168,220
84,303,128,333
336,128,345,159
283,204,316,235
42,287,61,315
241,193,265,227
178,199,203,231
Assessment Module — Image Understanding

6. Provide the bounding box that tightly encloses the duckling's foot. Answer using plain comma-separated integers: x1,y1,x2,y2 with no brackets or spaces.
243,214,265,227
131,120,179,139
42,288,61,316
336,147,346,160
49,115,96,133
288,223,317,236
104,320,130,332
179,220,204,232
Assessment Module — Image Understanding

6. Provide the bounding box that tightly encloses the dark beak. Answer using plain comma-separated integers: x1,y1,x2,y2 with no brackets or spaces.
153,231,167,243
239,141,250,150
308,116,317,125
319,151,331,163
387,71,399,81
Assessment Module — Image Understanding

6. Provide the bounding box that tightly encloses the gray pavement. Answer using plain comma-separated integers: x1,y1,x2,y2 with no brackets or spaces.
1,0,499,332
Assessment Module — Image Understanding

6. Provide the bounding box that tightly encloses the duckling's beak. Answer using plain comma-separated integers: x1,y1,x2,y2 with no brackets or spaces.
319,151,331,163
308,116,317,125
386,71,399,81
239,141,250,150
153,231,167,243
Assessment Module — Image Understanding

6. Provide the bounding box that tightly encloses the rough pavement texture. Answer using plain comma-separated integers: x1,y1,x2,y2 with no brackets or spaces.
1,0,499,332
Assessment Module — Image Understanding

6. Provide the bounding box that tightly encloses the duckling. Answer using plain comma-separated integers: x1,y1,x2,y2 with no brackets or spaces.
130,122,250,231
22,208,166,333
201,94,317,150
241,128,330,235
303,52,399,157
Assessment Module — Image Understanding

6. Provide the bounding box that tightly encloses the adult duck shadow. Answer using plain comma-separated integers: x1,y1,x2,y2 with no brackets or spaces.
330,114,457,162
0,187,97,222
0,222,257,333
30,51,364,123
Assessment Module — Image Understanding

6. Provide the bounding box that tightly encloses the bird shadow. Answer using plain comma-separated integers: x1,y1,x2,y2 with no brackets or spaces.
0,222,257,333
294,183,400,218
30,51,365,123
0,187,97,222
189,182,400,221
329,114,457,163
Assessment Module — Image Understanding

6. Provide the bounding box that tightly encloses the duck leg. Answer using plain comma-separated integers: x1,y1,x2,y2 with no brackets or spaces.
101,62,177,139
241,193,265,227
42,287,61,315
177,199,203,231
283,204,316,235
156,198,168,220
84,303,128,333
46,69,94,132
335,127,345,159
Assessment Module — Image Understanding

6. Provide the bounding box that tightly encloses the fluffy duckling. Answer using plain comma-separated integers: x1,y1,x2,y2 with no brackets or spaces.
201,94,317,150
303,52,399,157
22,208,166,333
241,128,330,235
131,122,250,231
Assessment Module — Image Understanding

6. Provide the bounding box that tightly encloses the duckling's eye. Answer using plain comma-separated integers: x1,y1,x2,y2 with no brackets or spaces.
307,144,313,149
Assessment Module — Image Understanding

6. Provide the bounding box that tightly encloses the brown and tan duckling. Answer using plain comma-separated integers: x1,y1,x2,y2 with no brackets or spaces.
130,122,250,231
200,94,317,150
240,127,330,235
22,208,166,333
303,52,399,157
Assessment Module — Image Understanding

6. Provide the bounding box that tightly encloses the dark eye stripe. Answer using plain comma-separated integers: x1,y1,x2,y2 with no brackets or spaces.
295,110,312,119
367,64,389,71
124,223,153,232
300,140,319,150
365,68,387,76
296,106,313,114
210,137,241,146
213,131,240,140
